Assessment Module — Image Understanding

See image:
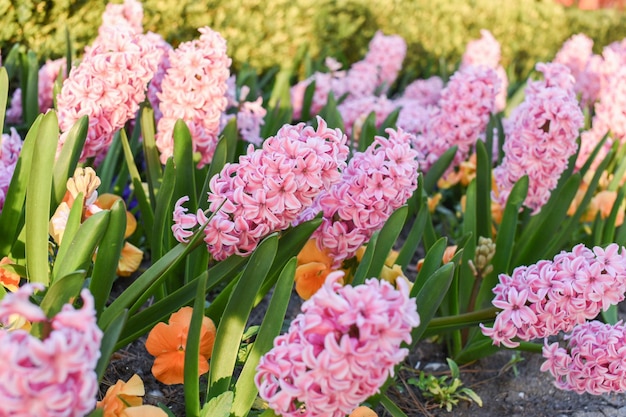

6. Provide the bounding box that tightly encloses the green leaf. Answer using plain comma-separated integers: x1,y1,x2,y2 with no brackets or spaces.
39,270,86,318
317,92,345,132
174,120,197,208
475,140,492,240
396,205,427,269
601,183,626,245
378,107,401,134
380,393,409,417
299,79,316,121
207,235,278,400
152,158,176,260
52,116,88,206
351,231,379,286
98,131,123,194
0,115,42,256
477,176,528,309
199,133,230,213
120,129,154,243
25,111,59,285
231,258,296,417
95,309,128,381
140,107,163,203
602,304,619,325
22,51,39,126
90,200,127,316
51,210,110,283
410,263,455,344
53,192,85,269
413,237,447,296
358,112,377,153
185,274,208,417
200,391,233,417
423,146,457,194
268,66,292,110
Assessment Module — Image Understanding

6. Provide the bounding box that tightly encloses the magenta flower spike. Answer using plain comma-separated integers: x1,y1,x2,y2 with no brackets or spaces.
0,128,23,213
255,272,419,417
0,285,103,416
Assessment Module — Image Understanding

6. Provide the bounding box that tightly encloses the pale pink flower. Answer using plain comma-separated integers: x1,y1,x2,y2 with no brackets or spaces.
56,26,163,161
494,62,583,214
0,128,23,212
363,31,407,91
461,29,508,112
181,117,348,260
155,27,232,167
400,76,443,106
413,65,499,173
0,285,102,417
541,321,626,395
172,196,199,243
302,128,419,266
145,32,174,122
100,0,144,35
554,33,595,106
255,272,419,417
481,243,626,348
338,95,397,138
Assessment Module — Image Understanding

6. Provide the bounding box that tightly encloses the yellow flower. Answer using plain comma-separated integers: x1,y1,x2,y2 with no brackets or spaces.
145,307,216,385
97,374,167,417
117,242,144,277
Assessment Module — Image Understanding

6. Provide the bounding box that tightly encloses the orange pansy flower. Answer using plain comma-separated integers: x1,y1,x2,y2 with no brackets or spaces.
349,406,378,417
145,307,216,385
117,242,144,278
97,374,166,417
294,239,334,300
0,257,20,292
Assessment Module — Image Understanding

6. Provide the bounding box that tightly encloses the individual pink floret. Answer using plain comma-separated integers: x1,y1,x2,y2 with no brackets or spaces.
481,243,626,348
0,128,23,212
0,285,103,417
155,27,232,167
541,320,626,395
255,272,419,417
302,128,419,266
493,62,583,214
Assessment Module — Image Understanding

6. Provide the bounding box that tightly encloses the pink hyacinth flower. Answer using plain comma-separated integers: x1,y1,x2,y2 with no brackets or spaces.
481,243,626,348
255,272,419,417
0,285,103,417
0,128,23,213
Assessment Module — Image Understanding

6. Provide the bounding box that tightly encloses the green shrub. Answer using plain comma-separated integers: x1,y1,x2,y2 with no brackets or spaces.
2,0,626,81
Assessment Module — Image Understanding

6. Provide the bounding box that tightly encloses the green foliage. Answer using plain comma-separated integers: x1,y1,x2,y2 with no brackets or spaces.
4,0,626,83
408,358,482,412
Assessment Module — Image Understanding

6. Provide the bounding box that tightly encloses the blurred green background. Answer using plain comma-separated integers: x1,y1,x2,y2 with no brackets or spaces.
2,0,625,81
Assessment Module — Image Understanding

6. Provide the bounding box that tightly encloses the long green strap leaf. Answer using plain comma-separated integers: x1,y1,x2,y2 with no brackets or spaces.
423,146,457,194
140,107,163,203
475,140,492,240
90,200,127,316
185,274,208,417
413,237,447,296
95,309,128,382
174,120,197,208
231,258,296,417
362,206,408,281
39,270,86,318
152,158,176,261
51,210,110,283
207,235,278,401
23,51,39,127
0,67,8,131
52,192,85,268
396,205,427,269
25,111,59,285
52,116,88,206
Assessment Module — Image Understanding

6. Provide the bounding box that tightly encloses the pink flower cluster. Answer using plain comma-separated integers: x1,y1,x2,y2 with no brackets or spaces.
461,29,508,112
99,0,144,36
481,243,626,348
172,117,349,260
493,62,583,214
255,272,420,417
0,128,23,212
0,285,102,416
301,128,419,266
6,58,66,125
155,27,232,167
554,33,595,106
412,65,499,172
290,32,406,125
219,84,267,147
541,320,626,395
56,26,162,161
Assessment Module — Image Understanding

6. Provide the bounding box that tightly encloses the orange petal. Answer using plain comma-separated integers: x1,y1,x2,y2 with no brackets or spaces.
0,257,20,292
117,242,143,277
152,351,186,385
295,262,329,300
49,202,71,244
124,405,168,417
297,239,332,267
119,374,145,397
145,322,184,357
349,406,378,417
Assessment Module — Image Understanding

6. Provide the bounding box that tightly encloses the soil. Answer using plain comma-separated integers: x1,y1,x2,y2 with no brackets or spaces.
100,259,626,417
